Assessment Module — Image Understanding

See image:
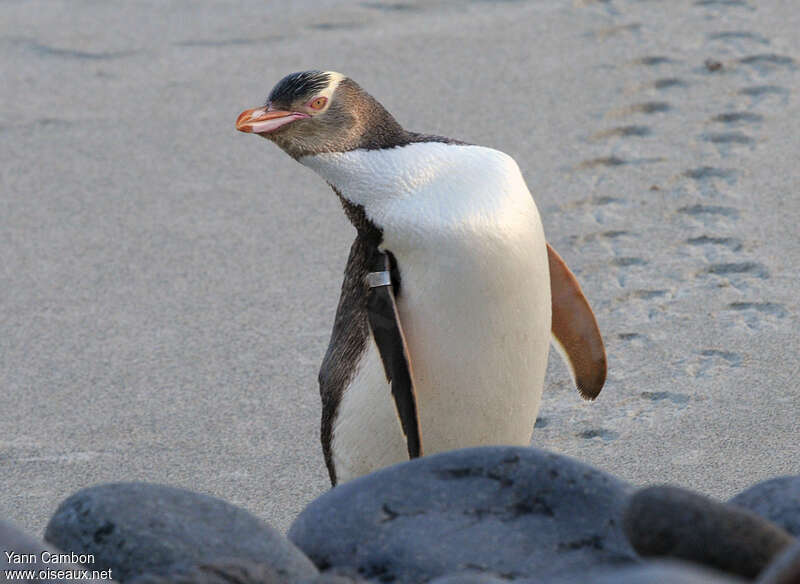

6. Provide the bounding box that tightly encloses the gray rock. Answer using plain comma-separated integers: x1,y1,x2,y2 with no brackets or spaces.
289,446,638,583
547,560,746,583
729,476,800,538
128,561,286,584
304,576,367,584
306,578,365,584
1,519,114,583
757,542,800,584
45,482,318,583
300,567,369,584
428,573,510,584
623,486,795,579
128,563,369,584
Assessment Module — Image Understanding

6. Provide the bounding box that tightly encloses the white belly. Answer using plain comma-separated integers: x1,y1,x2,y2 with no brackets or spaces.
307,142,551,482
331,340,408,482
332,215,551,483
392,224,551,454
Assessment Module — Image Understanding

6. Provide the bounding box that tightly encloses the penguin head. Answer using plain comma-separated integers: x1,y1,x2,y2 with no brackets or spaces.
236,70,406,158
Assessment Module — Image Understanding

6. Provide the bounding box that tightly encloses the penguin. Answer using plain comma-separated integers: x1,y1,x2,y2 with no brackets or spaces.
236,70,606,486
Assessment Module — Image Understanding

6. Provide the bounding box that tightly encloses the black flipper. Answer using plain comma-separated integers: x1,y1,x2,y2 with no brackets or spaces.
366,249,422,459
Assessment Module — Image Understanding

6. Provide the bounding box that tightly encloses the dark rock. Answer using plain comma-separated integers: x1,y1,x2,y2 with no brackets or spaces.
301,567,370,584
1,519,113,583
428,573,509,584
289,446,638,583
304,576,366,584
547,560,746,583
128,561,285,584
428,562,747,584
729,476,800,537
623,486,795,579
128,563,368,584
45,482,318,583
757,542,800,584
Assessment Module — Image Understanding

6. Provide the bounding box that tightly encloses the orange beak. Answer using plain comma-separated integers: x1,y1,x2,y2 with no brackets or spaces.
235,107,310,134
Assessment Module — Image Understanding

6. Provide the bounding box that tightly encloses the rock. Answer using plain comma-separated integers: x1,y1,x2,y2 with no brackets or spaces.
547,560,746,583
428,573,510,584
757,542,800,584
128,561,286,584
289,446,638,583
428,561,747,584
301,567,370,584
45,482,318,583
128,563,369,584
304,576,366,584
729,476,800,537
623,485,795,579
1,519,113,583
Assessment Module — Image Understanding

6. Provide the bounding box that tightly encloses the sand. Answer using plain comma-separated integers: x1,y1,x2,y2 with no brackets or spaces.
2,0,798,536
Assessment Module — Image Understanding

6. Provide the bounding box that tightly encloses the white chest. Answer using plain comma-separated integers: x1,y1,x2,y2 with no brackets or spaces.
303,143,552,481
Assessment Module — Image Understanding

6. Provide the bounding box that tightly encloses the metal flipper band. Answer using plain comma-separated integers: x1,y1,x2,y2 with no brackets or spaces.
367,271,392,288
365,250,422,459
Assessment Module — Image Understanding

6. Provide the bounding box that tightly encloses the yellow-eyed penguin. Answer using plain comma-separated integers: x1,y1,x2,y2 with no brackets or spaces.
236,71,606,485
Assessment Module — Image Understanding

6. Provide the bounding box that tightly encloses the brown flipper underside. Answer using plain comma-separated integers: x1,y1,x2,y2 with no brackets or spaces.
547,243,607,400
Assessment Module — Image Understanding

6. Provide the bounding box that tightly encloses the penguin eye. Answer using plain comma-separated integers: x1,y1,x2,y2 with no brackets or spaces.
308,97,328,110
